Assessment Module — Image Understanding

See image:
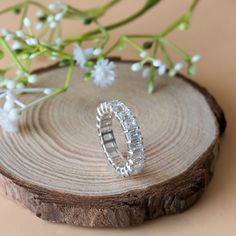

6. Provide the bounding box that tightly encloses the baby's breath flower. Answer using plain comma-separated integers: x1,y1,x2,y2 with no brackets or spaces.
16,30,24,38
139,51,148,58
131,62,142,72
8,108,20,122
152,59,161,67
48,3,56,11
35,22,43,30
27,74,38,83
44,88,53,95
0,28,8,36
5,34,13,41
191,54,201,63
73,44,93,68
25,38,39,46
91,59,116,87
16,82,25,89
11,41,22,50
0,108,19,133
6,80,16,90
93,48,102,56
142,67,150,78
174,62,184,71
4,99,15,112
55,12,64,21
158,64,166,76
23,17,32,28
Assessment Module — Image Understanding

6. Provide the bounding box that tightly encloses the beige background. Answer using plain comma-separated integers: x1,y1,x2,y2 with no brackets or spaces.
0,0,235,235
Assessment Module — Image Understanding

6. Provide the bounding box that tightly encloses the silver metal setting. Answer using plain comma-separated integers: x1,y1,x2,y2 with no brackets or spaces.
96,100,145,177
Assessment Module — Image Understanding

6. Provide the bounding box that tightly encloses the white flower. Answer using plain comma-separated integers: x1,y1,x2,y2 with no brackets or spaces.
4,92,16,111
0,92,20,133
5,34,13,41
49,21,57,29
131,63,142,72
16,30,25,38
0,108,20,133
29,52,39,59
191,54,201,63
91,59,116,87
48,0,66,11
48,3,56,10
93,48,102,56
16,82,25,89
73,44,93,68
44,88,53,95
25,38,39,46
142,67,150,78
139,51,148,58
0,28,8,36
35,22,43,30
6,80,16,90
27,75,38,83
152,59,161,67
23,17,32,28
55,12,64,21
158,64,166,76
47,15,54,22
174,62,184,71
36,10,44,17
11,41,22,50
54,37,63,48
8,108,20,121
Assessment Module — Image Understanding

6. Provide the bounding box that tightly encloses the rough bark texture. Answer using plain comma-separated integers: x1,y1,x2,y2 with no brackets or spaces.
0,61,226,228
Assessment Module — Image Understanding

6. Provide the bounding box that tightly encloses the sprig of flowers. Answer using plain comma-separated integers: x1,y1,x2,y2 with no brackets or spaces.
0,0,200,132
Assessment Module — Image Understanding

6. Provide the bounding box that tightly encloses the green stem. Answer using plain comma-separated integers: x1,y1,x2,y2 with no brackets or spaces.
28,0,51,13
152,41,158,57
103,0,121,10
105,35,143,56
0,2,23,15
159,0,200,37
64,60,74,89
0,0,50,18
20,61,74,112
20,88,61,112
0,37,26,72
64,0,161,44
123,37,143,51
159,37,189,60
159,43,173,67
190,0,200,11
20,0,29,29
94,20,109,48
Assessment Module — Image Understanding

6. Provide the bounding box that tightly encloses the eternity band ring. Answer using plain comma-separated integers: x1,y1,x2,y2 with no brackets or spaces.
96,100,145,177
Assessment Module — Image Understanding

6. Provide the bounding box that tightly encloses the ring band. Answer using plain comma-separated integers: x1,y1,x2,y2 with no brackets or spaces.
96,100,145,177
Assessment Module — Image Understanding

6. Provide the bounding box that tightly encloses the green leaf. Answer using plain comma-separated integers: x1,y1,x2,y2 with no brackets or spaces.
84,60,94,68
59,59,71,67
81,18,93,25
143,41,153,49
38,15,48,22
12,7,21,15
83,72,92,81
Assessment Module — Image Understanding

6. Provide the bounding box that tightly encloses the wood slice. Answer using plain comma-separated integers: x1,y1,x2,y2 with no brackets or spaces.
0,61,226,228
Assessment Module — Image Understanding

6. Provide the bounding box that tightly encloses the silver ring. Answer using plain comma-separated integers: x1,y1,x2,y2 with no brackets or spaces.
96,100,145,177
